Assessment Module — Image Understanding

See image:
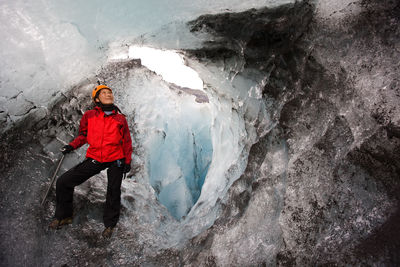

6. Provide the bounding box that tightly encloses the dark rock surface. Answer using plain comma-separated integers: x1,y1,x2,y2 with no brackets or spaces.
184,0,399,265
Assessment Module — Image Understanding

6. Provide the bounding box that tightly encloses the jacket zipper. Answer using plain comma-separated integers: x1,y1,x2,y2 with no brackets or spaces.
100,113,105,162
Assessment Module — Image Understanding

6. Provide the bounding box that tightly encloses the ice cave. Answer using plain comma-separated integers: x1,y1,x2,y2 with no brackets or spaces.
0,0,399,266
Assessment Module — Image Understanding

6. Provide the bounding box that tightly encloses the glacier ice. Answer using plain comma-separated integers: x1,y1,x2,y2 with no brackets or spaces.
104,49,269,232
127,69,213,220
103,40,271,225
111,46,211,219
0,0,99,112
1,0,399,266
0,0,294,131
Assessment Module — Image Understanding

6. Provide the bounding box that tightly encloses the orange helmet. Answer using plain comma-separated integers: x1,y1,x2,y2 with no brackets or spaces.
92,85,111,100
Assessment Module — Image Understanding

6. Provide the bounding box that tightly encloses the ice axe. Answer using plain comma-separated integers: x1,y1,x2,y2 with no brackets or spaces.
41,154,65,205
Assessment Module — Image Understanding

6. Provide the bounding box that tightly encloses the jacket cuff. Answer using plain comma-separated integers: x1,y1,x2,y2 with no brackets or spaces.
69,143,76,149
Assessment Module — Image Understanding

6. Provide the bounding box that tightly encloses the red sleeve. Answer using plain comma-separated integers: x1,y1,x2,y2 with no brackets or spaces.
121,116,133,164
69,112,89,149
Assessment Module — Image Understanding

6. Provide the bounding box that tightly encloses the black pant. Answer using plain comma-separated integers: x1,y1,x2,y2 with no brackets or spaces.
55,158,124,228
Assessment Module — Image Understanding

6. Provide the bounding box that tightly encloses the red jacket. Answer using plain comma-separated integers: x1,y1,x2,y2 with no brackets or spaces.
69,106,132,164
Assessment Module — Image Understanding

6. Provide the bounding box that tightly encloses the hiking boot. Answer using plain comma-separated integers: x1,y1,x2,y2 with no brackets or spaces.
49,217,73,230
102,227,114,238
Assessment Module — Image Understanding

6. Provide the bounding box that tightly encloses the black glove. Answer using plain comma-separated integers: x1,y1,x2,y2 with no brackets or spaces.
122,163,131,180
123,163,131,174
60,145,74,154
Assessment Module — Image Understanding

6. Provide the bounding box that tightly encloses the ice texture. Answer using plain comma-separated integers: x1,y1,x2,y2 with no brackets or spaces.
0,0,294,132
0,0,399,266
100,53,269,232
117,62,213,219
0,1,99,123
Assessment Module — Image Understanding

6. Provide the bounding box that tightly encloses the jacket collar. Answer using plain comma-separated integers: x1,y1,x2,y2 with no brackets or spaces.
94,106,117,116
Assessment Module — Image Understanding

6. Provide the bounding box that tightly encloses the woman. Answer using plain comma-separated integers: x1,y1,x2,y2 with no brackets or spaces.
49,84,133,239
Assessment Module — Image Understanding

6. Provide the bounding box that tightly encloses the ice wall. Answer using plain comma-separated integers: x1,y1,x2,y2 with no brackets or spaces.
115,60,214,220
108,54,271,231
0,0,294,133
0,0,278,225
1,0,282,260
0,0,99,130
2,0,398,266
0,0,288,245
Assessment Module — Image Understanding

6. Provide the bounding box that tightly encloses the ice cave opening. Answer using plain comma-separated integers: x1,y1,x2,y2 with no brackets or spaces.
1,0,400,265
109,45,214,220
103,41,270,238
0,0,285,253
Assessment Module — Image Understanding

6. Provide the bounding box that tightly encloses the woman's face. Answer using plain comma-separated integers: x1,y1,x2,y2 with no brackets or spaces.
96,88,114,104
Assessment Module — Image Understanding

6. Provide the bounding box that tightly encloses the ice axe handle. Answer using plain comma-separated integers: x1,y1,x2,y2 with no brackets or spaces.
41,154,65,206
